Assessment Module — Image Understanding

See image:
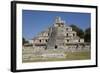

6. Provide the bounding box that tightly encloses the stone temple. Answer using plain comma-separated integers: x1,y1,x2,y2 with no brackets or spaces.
31,16,87,51
22,16,91,62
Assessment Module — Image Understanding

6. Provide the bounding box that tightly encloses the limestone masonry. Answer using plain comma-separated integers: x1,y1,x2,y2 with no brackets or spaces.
29,16,90,51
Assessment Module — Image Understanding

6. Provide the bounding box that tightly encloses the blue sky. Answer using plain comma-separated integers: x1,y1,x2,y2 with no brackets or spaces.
22,10,91,40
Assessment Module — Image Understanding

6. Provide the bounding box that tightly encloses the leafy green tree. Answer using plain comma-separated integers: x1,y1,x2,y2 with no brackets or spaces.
84,28,91,42
22,37,28,45
70,24,84,38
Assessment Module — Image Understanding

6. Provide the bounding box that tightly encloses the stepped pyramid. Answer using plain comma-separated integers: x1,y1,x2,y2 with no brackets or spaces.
46,17,66,49
32,16,84,50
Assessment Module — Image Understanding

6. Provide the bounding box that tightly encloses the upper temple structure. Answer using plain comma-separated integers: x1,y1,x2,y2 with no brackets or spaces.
31,16,86,51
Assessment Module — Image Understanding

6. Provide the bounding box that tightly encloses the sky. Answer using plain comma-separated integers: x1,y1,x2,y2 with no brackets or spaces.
22,10,91,40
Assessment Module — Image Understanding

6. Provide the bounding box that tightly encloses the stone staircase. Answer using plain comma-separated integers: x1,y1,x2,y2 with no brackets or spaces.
46,26,66,49
46,27,57,49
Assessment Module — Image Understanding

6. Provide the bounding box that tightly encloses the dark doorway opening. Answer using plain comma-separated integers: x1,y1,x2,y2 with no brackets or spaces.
55,45,58,49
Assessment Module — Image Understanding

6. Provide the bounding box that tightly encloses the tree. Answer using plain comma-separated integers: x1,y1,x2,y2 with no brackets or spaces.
70,24,84,38
22,37,28,45
22,38,25,45
84,28,91,42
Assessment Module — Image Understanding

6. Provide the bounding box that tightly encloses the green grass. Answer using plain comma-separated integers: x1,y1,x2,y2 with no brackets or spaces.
22,51,91,63
64,51,91,60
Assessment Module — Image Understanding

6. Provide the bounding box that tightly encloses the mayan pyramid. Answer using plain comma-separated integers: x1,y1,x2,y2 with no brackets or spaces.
32,16,85,50
46,16,66,49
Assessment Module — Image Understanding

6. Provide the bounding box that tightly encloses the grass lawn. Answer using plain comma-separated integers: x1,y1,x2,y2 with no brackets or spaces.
64,51,91,60
22,51,91,63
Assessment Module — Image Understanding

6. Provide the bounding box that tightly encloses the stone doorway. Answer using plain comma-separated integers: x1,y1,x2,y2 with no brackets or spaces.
55,45,58,49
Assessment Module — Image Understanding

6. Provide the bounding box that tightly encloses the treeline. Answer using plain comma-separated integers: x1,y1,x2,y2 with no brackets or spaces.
22,38,29,45
70,24,91,42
